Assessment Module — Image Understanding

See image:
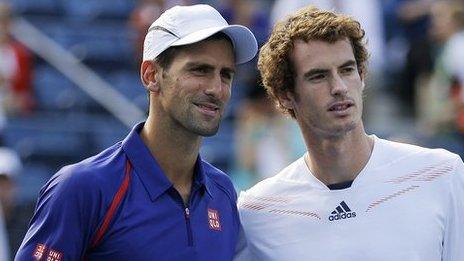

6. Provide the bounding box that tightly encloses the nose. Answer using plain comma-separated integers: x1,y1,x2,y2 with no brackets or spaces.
330,73,348,97
204,74,230,101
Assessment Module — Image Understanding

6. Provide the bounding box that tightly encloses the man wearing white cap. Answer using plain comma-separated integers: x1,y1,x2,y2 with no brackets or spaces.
16,4,257,260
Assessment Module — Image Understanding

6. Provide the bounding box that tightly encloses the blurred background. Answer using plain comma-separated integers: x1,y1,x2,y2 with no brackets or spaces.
0,0,463,258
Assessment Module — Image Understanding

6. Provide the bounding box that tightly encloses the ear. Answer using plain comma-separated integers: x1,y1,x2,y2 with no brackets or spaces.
279,91,296,111
358,72,365,90
141,60,161,92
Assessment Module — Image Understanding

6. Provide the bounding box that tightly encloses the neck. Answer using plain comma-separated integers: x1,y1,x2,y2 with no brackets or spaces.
141,116,202,188
303,126,373,185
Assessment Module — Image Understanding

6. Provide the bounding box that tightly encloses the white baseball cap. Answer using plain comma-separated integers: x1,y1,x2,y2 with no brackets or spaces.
143,4,258,64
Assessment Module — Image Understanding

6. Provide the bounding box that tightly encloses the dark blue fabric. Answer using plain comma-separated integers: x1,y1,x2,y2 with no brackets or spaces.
15,122,240,261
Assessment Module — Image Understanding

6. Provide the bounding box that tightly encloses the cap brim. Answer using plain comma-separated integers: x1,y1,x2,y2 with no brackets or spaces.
171,25,258,64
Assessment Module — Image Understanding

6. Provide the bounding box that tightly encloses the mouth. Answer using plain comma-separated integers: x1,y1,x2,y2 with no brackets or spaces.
328,101,354,112
194,102,221,117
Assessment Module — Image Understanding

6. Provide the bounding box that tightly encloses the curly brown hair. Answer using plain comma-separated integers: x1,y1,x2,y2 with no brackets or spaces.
258,6,369,118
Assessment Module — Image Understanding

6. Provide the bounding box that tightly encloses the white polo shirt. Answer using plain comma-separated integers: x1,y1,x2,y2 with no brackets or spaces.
235,136,464,261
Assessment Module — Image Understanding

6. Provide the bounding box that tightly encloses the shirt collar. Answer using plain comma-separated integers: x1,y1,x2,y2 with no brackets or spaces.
193,156,214,198
122,122,213,201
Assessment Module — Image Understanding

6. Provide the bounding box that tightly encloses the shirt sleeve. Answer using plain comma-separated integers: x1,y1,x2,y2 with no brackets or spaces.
15,167,102,260
442,156,464,261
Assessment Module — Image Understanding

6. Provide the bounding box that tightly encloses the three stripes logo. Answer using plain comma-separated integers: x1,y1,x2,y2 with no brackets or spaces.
328,201,356,221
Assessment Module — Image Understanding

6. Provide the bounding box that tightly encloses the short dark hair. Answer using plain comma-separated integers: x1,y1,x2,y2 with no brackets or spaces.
155,32,233,70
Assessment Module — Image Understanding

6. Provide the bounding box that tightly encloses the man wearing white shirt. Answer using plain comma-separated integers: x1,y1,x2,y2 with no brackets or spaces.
235,5,464,261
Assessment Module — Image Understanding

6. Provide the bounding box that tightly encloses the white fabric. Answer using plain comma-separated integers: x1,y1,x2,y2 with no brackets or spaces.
143,4,258,64
235,136,464,261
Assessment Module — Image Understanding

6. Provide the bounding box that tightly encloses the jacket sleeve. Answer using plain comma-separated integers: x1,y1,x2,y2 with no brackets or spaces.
15,167,102,260
233,223,256,261
442,156,464,261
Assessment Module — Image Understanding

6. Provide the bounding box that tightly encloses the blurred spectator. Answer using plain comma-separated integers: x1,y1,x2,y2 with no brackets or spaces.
129,0,190,65
0,146,22,260
383,0,436,116
232,76,305,190
0,2,34,121
214,0,271,45
418,1,461,131
439,1,464,133
417,0,464,156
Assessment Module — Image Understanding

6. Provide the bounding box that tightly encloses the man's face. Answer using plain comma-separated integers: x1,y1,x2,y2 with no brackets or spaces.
155,38,235,137
286,38,364,138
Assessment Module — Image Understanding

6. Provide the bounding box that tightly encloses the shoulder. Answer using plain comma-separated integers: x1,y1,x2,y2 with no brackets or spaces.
40,143,127,204
373,137,459,167
15,143,128,259
240,157,305,199
372,137,464,191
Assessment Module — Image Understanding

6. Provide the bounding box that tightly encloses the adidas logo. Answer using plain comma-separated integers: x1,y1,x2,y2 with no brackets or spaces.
328,201,356,221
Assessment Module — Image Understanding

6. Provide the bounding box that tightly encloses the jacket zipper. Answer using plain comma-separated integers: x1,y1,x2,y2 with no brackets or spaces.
172,188,195,247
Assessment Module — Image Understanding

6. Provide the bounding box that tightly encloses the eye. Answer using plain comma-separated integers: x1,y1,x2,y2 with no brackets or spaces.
221,71,233,81
307,73,326,82
193,67,209,74
340,66,355,74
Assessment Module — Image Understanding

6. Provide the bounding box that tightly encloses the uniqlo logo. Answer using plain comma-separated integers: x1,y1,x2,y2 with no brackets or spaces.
208,208,221,231
33,244,47,260
46,249,63,261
